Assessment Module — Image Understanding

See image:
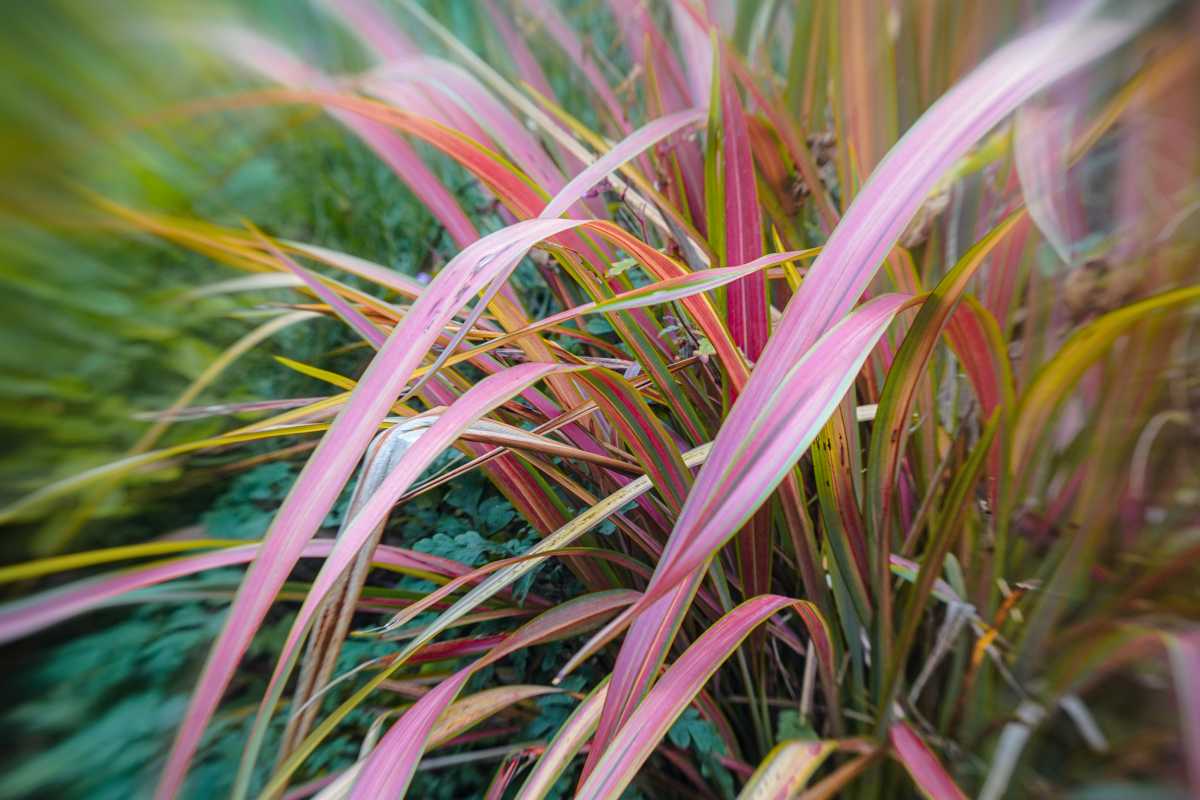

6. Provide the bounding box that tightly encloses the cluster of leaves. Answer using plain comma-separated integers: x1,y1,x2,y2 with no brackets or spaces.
3,1,1200,799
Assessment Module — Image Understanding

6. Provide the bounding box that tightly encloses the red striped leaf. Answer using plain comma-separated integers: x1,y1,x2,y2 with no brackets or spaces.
348,590,640,798
0,540,463,646
718,50,768,360
576,595,835,800
889,721,968,800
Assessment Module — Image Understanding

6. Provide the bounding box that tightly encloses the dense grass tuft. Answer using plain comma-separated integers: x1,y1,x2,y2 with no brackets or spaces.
3,1,1200,798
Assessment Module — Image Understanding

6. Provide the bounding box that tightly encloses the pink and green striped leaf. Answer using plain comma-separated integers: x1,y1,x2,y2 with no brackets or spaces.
516,679,610,800
576,595,835,800
736,739,836,800
347,590,640,798
889,721,968,800
0,539,463,646
717,48,768,361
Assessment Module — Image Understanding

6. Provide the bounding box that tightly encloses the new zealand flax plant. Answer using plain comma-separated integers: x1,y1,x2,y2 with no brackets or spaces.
3,0,1200,797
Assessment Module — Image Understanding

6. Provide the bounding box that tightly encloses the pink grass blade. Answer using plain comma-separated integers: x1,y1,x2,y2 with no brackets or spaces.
575,595,835,800
889,721,968,800
516,679,610,800
348,590,640,798
718,53,767,361
540,108,706,220
713,49,774,641
0,540,463,646
252,228,386,348
1014,102,1079,264
1164,631,1200,797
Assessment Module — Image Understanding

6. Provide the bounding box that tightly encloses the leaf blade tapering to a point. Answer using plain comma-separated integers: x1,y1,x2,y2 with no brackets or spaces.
889,721,968,800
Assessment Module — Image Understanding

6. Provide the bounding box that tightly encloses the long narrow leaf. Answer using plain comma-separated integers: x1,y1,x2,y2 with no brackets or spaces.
576,595,835,800
889,721,968,800
0,540,462,645
1165,631,1200,797
516,680,610,800
736,740,836,800
348,590,640,798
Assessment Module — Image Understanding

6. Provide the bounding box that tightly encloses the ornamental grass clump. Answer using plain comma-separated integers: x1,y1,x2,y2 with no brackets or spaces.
3,1,1200,798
